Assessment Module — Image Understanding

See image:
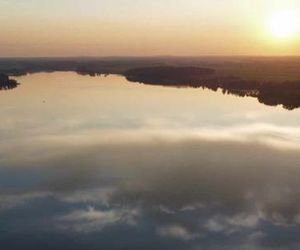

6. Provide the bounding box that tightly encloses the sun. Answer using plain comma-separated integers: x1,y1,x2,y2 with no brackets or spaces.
267,9,300,40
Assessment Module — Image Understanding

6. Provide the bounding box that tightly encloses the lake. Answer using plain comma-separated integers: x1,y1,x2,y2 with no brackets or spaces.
1,72,300,250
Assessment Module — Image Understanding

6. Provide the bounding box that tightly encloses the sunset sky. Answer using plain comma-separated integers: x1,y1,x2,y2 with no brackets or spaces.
1,0,300,57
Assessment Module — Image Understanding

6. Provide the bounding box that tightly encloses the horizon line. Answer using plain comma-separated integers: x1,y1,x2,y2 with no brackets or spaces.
1,55,300,59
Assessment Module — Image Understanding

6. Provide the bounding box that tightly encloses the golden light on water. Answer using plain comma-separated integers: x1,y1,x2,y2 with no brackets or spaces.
267,9,300,40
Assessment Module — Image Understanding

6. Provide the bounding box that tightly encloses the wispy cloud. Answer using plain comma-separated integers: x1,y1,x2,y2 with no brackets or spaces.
58,206,140,233
157,225,201,241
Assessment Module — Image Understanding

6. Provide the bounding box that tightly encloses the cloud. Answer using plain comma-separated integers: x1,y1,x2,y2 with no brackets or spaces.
157,225,200,241
58,206,140,233
205,213,260,234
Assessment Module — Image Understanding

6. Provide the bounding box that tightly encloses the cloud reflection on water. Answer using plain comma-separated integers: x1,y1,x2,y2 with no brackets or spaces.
1,73,300,249
1,133,300,249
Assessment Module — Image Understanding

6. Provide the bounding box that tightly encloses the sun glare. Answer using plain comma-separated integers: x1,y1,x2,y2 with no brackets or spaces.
267,9,300,40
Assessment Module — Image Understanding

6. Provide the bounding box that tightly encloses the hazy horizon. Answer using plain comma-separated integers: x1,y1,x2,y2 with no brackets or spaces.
1,0,300,57
2,55,300,59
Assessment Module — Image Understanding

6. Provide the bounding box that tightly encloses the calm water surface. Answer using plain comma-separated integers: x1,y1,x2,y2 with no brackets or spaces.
1,72,300,250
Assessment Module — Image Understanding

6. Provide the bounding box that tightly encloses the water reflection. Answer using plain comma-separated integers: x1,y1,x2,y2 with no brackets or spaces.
1,72,300,250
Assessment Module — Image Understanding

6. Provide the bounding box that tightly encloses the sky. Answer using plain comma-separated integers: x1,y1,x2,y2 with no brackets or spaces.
1,0,300,57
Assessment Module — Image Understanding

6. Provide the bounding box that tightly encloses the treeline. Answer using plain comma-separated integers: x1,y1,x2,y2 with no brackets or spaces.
0,73,19,91
124,66,300,110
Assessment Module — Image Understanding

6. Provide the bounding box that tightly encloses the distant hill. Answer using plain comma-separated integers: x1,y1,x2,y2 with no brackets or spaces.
1,56,300,82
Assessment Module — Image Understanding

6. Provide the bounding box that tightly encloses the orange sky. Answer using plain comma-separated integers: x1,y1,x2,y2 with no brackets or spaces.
1,0,300,57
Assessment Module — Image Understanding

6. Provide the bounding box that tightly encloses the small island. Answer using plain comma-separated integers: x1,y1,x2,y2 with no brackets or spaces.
0,73,19,91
